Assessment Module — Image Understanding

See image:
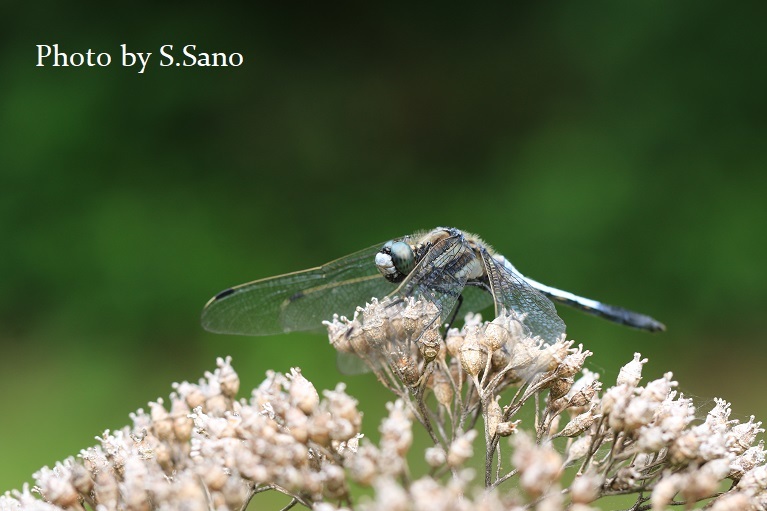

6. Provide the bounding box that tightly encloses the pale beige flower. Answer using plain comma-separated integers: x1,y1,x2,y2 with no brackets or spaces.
447,430,478,468
512,432,563,498
616,352,648,387
5,306,766,511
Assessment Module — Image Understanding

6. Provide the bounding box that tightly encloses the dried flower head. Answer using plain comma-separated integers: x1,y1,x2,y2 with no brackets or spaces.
5,300,766,511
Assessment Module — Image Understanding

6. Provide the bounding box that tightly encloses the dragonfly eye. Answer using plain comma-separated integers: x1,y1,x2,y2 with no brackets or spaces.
375,240,416,283
390,241,415,276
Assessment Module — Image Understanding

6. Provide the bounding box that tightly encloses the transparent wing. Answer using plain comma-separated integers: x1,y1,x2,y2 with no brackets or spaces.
459,285,494,316
331,236,474,376
201,242,398,335
393,234,473,325
336,351,372,375
480,249,565,343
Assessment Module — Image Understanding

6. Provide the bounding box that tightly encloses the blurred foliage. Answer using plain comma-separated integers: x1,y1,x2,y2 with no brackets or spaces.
1,2,766,502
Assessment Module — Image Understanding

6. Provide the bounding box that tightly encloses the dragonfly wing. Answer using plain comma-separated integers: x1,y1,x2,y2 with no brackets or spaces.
393,234,472,325
459,285,494,317
338,236,474,377
336,351,374,375
201,242,397,336
480,250,565,343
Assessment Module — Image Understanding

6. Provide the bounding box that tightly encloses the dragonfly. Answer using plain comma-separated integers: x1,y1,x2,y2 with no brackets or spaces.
201,227,665,348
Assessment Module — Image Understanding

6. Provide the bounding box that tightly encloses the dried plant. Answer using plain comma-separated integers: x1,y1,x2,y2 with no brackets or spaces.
3,298,766,511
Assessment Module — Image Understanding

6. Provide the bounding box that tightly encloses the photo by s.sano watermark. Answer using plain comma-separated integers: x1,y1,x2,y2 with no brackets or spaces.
36,43,244,73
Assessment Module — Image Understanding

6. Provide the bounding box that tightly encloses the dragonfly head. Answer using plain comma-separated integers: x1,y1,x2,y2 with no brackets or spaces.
375,240,415,283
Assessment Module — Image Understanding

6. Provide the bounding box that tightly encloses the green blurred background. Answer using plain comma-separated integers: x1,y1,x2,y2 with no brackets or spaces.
2,2,766,505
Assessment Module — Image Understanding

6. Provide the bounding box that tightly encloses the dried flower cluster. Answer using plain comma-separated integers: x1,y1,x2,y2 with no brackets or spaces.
325,297,596,484
3,298,767,511
325,297,767,509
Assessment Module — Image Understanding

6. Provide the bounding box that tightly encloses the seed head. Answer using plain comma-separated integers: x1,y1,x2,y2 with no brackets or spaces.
445,328,464,357
431,368,454,408
401,298,424,336
149,398,173,441
288,368,319,415
558,344,592,378
216,356,240,398
730,442,766,478
460,328,486,377
486,395,502,437
361,307,388,346
483,315,511,352
727,416,765,456
420,325,443,364
512,431,563,498
564,435,593,466
447,430,478,468
558,405,601,438
425,446,447,468
569,470,602,503
393,350,421,387
617,353,648,387
568,380,601,409
549,377,575,401
496,420,521,437
324,314,357,354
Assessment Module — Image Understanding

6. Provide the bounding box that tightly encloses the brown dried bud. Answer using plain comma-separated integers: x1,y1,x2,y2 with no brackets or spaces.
70,462,94,495
558,344,592,378
513,432,563,498
508,336,541,371
322,464,348,500
491,345,511,370
483,316,511,352
549,377,574,400
285,407,309,443
202,464,229,491
708,493,754,511
361,309,388,346
730,444,766,478
39,470,79,508
182,384,206,410
486,396,502,437
393,350,421,387
348,448,378,485
558,406,600,438
171,399,193,442
348,320,373,357
460,328,486,377
324,314,356,353
568,380,601,408
431,368,454,408
308,411,333,447
419,325,442,364
650,473,682,510
149,399,173,441
445,328,464,357
387,308,406,340
402,298,425,336
548,396,570,414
